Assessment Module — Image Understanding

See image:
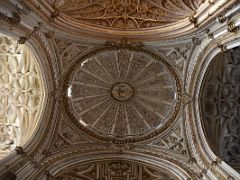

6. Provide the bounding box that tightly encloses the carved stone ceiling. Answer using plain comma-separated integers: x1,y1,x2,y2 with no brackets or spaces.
0,34,44,160
201,47,240,173
25,0,207,41
0,1,240,179
55,160,176,179
49,0,202,30
66,48,180,142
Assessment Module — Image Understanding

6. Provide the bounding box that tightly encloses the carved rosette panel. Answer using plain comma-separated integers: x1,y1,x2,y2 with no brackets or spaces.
65,47,181,143
49,0,203,30
55,160,176,180
0,35,44,159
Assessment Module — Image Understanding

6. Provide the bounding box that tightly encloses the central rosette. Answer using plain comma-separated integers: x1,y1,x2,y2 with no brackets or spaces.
67,48,180,142
110,82,134,102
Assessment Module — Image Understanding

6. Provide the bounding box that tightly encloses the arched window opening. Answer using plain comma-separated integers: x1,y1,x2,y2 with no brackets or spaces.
0,33,44,160
201,46,240,172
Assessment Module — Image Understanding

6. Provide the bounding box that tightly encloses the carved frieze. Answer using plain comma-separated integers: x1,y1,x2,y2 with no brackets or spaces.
201,47,240,172
54,160,176,180
54,38,93,71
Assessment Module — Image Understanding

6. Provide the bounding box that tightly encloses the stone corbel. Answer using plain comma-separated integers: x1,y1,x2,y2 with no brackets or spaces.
218,44,227,52
218,14,228,23
18,25,41,44
189,12,198,28
45,31,54,39
50,9,59,22
0,12,21,25
192,37,201,46
15,146,26,155
228,23,240,32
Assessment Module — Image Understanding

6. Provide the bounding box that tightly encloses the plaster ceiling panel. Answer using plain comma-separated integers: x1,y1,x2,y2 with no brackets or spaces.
55,160,176,179
65,47,181,143
0,34,45,159
39,0,205,41
200,48,240,173
51,0,201,30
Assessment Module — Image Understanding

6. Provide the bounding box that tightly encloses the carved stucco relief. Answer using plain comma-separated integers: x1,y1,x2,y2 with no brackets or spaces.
54,38,93,71
54,160,176,180
149,119,188,155
0,34,44,159
201,47,240,172
48,0,202,30
65,47,181,143
157,42,194,78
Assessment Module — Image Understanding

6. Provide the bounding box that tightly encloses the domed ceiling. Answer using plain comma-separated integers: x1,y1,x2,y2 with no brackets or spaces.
65,47,180,143
0,1,240,179
51,0,201,30
27,0,206,41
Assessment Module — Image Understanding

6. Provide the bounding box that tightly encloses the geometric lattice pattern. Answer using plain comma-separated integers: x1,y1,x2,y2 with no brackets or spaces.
69,49,177,139
0,34,44,159
55,160,176,180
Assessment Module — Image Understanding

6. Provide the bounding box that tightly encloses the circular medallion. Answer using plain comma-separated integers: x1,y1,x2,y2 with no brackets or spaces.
65,47,181,143
110,82,134,102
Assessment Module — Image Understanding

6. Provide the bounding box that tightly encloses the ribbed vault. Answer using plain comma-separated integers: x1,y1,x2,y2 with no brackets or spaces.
201,47,240,172
0,34,44,160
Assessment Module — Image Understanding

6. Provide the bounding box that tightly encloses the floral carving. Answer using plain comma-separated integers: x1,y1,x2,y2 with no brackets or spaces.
49,0,203,29
0,34,44,159
159,43,193,74
55,160,175,179
67,49,178,140
54,38,92,71
201,47,240,172
150,122,187,155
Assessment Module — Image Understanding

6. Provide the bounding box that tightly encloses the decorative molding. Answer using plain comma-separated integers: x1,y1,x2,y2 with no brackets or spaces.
63,46,182,144
55,160,176,180
0,34,44,160
51,0,201,30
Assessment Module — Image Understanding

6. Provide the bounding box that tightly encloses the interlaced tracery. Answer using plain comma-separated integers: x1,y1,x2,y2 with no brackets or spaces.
0,35,44,159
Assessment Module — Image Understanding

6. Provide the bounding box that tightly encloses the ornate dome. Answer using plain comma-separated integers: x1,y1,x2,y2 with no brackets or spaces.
1,1,240,179
27,0,206,41
66,47,180,142
51,0,201,30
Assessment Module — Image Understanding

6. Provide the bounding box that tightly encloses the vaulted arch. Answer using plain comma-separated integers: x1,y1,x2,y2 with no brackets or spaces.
201,47,240,172
0,33,45,160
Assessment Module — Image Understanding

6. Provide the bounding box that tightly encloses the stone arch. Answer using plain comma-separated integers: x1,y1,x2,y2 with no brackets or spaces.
0,33,46,160
200,46,240,172
188,34,240,179
25,152,192,180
